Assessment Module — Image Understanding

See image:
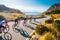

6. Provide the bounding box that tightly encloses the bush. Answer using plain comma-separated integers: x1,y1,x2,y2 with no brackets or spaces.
45,19,54,24
35,25,51,35
39,32,57,40
54,20,60,31
46,10,60,14
45,32,56,40
46,12,51,14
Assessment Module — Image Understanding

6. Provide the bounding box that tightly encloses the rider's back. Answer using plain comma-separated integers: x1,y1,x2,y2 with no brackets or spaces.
0,20,6,25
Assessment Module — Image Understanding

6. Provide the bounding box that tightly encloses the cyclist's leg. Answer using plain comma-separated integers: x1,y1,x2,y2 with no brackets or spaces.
15,20,18,25
25,20,27,24
0,25,5,34
34,19,35,21
15,22,17,24
24,20,25,24
14,20,19,28
29,19,32,23
18,20,20,23
1,26,5,31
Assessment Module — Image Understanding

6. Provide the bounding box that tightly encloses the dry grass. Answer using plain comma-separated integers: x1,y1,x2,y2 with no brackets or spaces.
38,32,56,40
0,12,26,20
29,14,60,40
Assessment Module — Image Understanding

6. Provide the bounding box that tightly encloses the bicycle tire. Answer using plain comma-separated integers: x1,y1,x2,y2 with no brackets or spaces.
4,32,12,40
3,26,9,33
12,24,19,33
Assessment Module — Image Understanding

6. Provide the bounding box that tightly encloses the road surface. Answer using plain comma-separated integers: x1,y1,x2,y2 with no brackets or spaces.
1,16,50,40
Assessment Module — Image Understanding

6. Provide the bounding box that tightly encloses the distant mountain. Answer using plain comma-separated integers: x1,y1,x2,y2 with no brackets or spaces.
0,5,23,13
35,4,60,18
0,5,27,20
46,4,60,14
47,4,60,12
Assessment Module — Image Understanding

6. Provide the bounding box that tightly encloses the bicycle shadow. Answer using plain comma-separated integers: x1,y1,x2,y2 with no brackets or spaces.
23,24,34,30
35,21,41,23
15,28,31,38
31,22,38,25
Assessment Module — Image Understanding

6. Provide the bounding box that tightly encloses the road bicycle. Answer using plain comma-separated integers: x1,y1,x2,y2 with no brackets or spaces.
3,25,9,33
0,25,12,40
4,32,12,40
12,23,19,33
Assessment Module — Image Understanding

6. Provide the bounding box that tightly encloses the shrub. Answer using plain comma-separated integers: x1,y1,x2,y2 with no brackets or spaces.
54,20,60,31
46,12,51,14
39,32,57,40
45,32,56,40
35,25,50,35
45,19,54,24
46,10,60,15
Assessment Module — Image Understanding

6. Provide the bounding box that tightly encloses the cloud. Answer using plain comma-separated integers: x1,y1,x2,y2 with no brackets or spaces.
0,0,48,13
5,4,48,13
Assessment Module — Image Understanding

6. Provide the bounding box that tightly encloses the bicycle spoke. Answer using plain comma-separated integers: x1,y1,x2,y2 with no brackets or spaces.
4,33,12,40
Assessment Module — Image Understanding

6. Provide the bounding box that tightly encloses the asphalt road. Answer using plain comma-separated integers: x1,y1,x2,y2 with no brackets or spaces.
0,16,50,40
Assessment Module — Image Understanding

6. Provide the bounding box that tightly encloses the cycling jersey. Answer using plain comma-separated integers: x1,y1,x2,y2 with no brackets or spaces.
0,20,8,33
0,20,8,27
0,20,6,25
0,20,6,31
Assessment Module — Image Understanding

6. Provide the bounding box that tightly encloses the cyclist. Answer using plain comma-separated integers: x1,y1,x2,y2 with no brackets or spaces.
15,17,20,25
23,17,27,24
0,19,8,33
29,16,33,23
34,18,36,22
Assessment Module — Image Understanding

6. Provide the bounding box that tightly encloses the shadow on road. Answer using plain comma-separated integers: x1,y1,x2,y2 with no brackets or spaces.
15,28,31,38
35,21,41,23
23,24,34,30
31,23,38,25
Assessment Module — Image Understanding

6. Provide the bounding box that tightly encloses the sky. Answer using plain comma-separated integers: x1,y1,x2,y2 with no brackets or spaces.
0,0,60,15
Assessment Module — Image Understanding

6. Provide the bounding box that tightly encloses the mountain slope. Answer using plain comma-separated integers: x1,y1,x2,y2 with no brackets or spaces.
45,4,60,14
47,4,60,12
36,4,60,18
0,5,23,13
0,5,26,20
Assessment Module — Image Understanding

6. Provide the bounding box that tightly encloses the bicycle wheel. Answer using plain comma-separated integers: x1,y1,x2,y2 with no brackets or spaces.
4,32,12,40
12,24,19,33
3,26,9,33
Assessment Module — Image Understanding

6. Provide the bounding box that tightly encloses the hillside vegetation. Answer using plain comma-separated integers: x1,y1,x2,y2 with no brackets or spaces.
0,5,27,20
29,4,60,40
0,12,26,20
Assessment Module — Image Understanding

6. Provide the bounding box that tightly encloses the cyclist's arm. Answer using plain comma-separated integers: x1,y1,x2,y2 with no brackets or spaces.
5,21,9,26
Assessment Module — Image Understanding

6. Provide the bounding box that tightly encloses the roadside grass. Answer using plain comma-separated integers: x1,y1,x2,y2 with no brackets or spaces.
29,15,60,40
